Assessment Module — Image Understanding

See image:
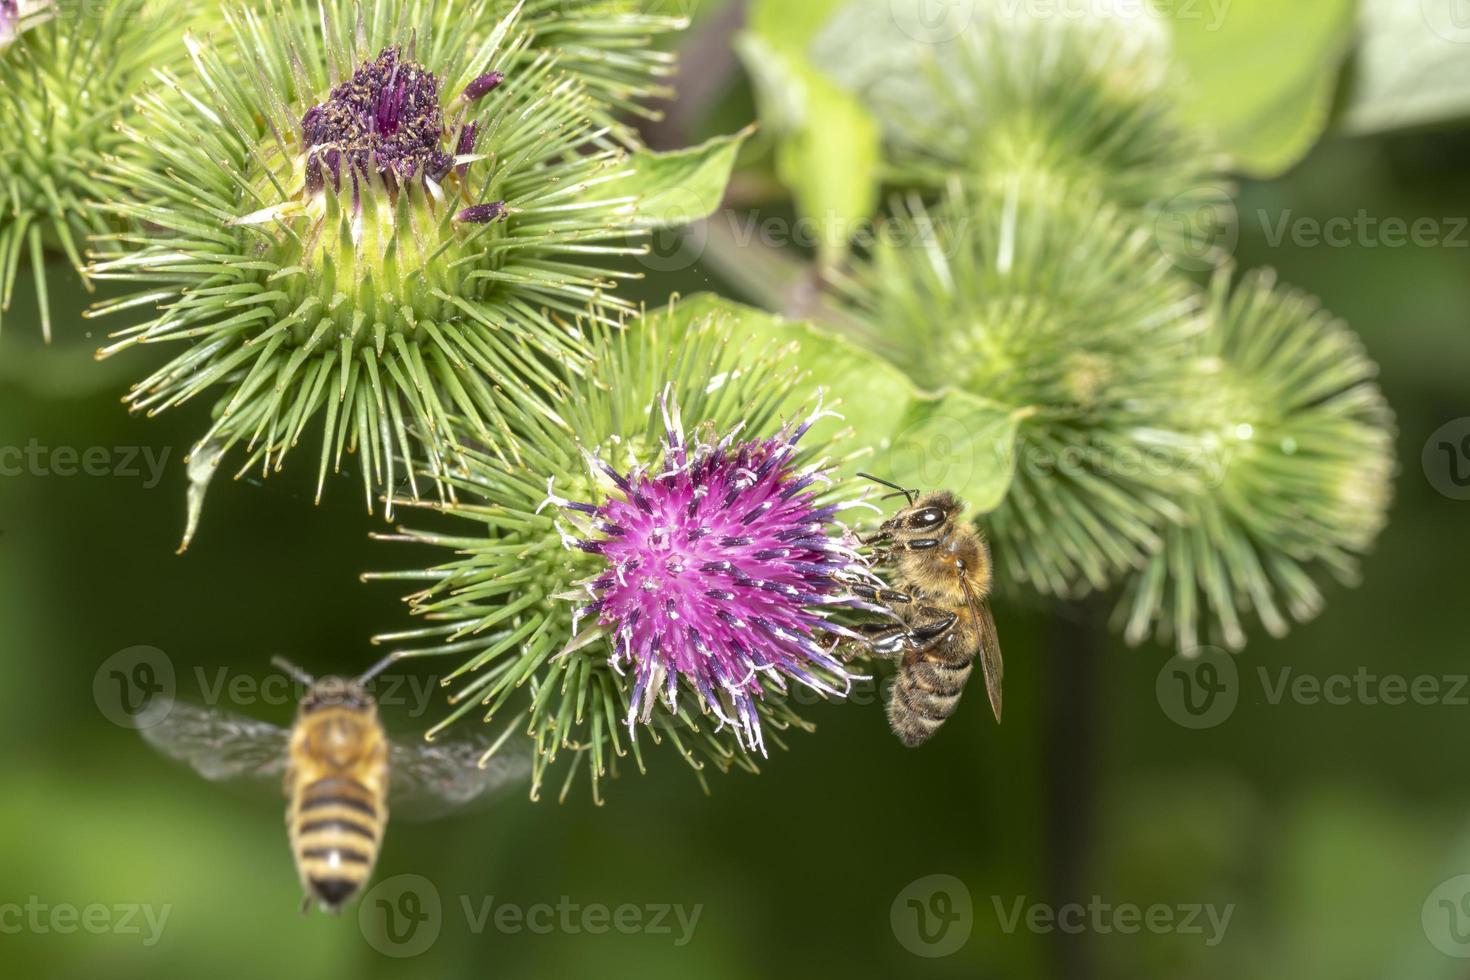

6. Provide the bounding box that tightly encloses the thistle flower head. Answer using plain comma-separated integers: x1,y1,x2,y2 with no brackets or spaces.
89,0,683,520
371,307,870,802
563,398,858,756
1117,269,1396,652
0,0,201,338
862,15,1225,220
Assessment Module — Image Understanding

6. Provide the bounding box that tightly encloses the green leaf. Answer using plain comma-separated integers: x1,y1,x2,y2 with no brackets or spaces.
620,129,753,229
1151,0,1357,176
651,293,1025,513
1342,0,1470,133
735,27,881,268
873,391,1029,516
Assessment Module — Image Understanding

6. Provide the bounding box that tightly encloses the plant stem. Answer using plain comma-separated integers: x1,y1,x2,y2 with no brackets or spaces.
1044,595,1105,979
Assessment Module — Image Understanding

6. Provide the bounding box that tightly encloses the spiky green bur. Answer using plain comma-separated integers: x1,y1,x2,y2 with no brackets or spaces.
867,17,1225,233
0,0,204,341
512,0,683,135
1117,270,1396,652
836,183,1207,597
369,313,869,803
89,0,668,512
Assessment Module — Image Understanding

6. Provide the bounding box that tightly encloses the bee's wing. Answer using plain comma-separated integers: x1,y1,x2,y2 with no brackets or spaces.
959,572,1003,724
140,701,291,784
387,735,532,822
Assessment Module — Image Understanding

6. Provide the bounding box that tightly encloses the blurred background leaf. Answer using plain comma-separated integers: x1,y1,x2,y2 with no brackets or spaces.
1343,0,1470,134
735,0,881,268
1150,0,1358,176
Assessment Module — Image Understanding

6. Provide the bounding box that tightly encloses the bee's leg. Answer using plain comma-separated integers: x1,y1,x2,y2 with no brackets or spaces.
846,609,957,659
848,582,916,606
847,621,915,657
905,607,958,649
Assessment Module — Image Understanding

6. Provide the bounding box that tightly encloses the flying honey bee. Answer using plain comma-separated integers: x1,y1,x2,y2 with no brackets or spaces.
848,474,1004,746
143,655,528,913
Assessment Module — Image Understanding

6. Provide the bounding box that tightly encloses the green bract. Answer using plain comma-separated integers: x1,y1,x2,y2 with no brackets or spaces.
1,0,206,340
370,303,868,803
1117,269,1396,652
88,0,691,520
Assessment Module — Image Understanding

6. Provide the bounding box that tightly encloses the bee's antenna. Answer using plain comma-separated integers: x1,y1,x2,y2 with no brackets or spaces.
272,656,316,687
356,651,401,685
856,471,916,505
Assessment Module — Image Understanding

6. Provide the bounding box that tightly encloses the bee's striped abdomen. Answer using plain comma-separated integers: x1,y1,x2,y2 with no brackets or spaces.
289,777,385,911
887,649,975,747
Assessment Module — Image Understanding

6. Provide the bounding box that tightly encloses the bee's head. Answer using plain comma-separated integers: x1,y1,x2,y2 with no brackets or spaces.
857,473,967,545
300,676,373,714
884,490,964,538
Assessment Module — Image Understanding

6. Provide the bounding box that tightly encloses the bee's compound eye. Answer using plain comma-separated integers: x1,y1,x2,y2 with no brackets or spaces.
912,508,944,529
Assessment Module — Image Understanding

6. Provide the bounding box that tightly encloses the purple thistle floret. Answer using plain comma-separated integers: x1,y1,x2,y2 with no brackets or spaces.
297,46,508,223
555,398,867,755
462,70,505,101
456,201,509,224
302,47,451,188
0,1,18,40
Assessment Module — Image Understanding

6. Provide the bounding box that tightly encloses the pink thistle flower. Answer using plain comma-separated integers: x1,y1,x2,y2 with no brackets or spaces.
553,398,869,756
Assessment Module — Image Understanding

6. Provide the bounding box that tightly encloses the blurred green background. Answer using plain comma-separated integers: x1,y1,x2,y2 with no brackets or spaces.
3,1,1470,978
